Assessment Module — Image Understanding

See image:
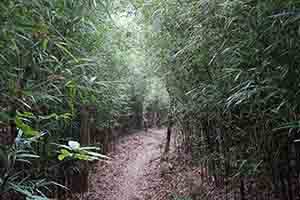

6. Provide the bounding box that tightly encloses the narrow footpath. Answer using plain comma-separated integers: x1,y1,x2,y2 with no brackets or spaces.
89,129,166,200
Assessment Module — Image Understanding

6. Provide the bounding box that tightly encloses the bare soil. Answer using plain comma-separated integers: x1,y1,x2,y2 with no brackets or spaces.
88,129,166,200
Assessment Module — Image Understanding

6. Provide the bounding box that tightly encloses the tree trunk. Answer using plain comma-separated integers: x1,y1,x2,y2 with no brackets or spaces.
164,114,172,154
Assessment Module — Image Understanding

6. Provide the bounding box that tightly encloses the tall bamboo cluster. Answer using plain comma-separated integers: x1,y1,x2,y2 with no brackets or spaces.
145,0,300,198
0,0,136,199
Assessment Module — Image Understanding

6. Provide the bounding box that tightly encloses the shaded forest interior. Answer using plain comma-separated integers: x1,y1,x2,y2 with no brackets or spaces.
1,0,300,200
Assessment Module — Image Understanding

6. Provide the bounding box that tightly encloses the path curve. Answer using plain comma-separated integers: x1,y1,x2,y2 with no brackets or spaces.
89,129,166,200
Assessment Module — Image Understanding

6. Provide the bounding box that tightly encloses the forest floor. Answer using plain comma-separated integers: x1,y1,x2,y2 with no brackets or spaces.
85,129,232,200
80,129,284,200
88,128,169,200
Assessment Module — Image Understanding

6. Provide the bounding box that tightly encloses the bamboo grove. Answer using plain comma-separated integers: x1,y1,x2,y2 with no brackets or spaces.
2,0,300,199
0,0,169,199
141,0,300,199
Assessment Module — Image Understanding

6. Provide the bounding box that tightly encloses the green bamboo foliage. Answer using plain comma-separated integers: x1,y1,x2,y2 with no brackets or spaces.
0,0,134,199
144,0,300,195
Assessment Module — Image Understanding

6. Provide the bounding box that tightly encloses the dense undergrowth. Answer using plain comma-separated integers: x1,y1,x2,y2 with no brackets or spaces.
140,0,300,199
0,0,122,199
0,0,168,199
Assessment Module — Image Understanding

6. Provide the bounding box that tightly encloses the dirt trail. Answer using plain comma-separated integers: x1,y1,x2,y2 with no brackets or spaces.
89,129,166,200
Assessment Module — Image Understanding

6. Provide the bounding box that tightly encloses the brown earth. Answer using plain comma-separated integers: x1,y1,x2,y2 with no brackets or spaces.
88,129,168,200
